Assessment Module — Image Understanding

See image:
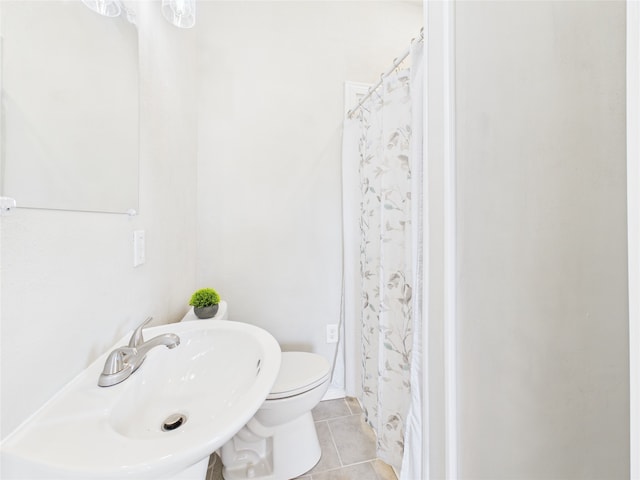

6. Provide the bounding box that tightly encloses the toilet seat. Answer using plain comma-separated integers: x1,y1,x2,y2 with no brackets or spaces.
267,352,330,400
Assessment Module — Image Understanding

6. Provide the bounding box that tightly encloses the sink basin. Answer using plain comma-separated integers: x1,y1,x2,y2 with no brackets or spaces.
1,320,281,479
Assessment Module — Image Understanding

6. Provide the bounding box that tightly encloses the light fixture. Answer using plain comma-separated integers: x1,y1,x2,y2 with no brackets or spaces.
161,0,196,29
81,0,195,29
81,0,121,18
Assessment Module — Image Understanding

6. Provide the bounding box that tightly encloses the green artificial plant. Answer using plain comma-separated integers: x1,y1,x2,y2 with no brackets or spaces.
189,288,221,308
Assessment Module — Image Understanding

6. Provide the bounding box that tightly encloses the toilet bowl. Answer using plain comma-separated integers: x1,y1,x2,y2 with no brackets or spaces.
180,302,331,480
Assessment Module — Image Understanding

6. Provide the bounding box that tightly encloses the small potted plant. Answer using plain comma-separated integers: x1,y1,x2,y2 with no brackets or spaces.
189,287,221,319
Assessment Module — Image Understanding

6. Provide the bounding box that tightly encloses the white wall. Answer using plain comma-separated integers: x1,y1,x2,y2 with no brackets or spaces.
195,2,422,362
455,1,628,478
0,1,198,439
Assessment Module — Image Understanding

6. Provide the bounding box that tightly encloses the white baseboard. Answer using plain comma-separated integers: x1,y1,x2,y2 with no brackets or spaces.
322,386,346,401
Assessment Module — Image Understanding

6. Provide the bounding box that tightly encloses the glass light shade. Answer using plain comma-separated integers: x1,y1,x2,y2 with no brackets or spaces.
161,0,196,28
81,0,121,17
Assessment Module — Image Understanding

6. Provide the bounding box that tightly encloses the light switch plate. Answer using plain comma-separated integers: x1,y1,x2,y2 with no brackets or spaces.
133,230,145,267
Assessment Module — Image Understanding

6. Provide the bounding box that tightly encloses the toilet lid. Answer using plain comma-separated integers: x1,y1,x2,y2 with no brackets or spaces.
267,352,331,400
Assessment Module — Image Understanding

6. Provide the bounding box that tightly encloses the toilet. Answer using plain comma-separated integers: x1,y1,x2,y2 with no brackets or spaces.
181,301,331,480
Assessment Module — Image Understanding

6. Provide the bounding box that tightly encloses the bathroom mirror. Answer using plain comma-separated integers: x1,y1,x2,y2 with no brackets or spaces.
0,0,139,214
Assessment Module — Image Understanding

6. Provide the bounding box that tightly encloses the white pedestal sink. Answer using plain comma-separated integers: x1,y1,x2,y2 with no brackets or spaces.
1,320,281,479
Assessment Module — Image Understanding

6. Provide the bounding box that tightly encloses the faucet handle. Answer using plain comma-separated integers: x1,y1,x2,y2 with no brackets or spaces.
128,317,153,348
101,347,136,375
98,347,137,387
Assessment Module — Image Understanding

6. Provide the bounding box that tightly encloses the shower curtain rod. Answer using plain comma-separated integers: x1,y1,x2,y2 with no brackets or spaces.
347,27,424,119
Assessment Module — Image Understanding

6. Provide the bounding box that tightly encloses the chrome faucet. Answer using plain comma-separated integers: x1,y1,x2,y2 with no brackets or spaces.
98,317,180,387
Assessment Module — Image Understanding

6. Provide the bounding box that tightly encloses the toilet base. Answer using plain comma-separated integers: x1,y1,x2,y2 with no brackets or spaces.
221,412,321,480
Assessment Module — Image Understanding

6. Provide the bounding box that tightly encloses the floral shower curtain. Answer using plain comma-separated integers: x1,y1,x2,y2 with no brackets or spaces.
343,39,423,474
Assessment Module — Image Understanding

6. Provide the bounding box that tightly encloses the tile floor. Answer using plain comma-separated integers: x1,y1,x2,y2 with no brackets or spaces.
206,397,397,480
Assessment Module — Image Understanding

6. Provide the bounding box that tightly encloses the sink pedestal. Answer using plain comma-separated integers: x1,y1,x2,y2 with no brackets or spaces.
169,457,209,480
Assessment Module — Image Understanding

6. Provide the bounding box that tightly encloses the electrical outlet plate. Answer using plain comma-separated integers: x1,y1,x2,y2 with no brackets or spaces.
326,324,339,344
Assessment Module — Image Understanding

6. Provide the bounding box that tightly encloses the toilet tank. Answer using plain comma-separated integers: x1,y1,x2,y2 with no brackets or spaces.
181,300,229,322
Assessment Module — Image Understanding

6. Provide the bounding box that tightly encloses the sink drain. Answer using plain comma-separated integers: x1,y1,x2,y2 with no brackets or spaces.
161,413,187,432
